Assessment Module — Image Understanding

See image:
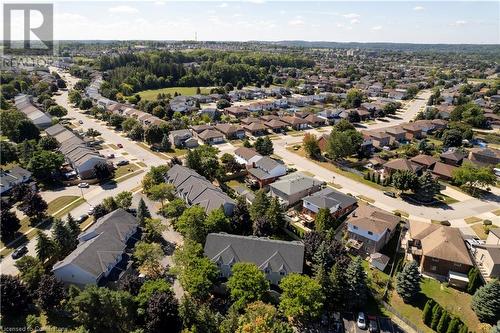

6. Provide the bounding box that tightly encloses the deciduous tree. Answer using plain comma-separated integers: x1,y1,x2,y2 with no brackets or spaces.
279,273,324,324
227,262,269,309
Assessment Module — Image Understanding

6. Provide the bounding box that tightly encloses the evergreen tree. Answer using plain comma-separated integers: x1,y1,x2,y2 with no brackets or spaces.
249,190,270,223
345,256,368,310
265,197,285,233
437,311,450,333
431,303,443,330
327,262,348,311
35,231,55,263
52,219,73,259
422,299,435,326
137,198,151,226
446,318,461,333
66,214,80,249
161,133,171,151
467,268,482,294
458,324,468,333
416,171,441,202
315,208,334,232
471,280,500,324
396,261,421,303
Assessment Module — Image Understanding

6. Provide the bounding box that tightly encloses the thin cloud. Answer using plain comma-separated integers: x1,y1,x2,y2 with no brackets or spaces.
371,25,382,31
413,6,425,11
288,19,305,26
154,1,165,5
453,20,468,26
343,13,360,19
218,3,228,8
108,5,139,14
350,18,360,24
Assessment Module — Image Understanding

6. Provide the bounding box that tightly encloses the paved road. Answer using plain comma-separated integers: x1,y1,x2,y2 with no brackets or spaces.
1,68,169,275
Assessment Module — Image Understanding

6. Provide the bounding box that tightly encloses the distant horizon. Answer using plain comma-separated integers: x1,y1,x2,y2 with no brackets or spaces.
3,1,498,44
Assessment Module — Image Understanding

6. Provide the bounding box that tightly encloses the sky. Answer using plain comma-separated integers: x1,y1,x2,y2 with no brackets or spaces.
3,1,500,44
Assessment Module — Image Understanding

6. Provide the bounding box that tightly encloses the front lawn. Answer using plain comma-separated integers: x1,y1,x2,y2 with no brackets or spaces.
114,163,141,179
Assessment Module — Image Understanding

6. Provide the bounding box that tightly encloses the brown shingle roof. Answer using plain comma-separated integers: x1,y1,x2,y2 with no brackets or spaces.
410,154,438,167
431,162,457,179
384,158,422,173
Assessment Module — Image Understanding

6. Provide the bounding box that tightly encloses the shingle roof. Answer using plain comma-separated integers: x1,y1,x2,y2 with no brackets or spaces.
52,209,138,279
384,158,422,173
165,164,235,215
254,156,282,173
204,233,304,274
348,204,400,235
198,129,224,140
410,154,438,167
409,220,472,266
234,147,261,161
270,172,324,195
431,162,457,178
303,187,357,210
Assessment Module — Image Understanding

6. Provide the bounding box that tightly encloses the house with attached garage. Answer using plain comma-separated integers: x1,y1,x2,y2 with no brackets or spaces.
197,129,225,145
469,228,500,281
204,233,304,285
45,124,108,180
52,209,139,286
407,220,473,287
214,123,245,140
269,172,324,206
164,164,235,216
14,94,53,129
169,129,199,148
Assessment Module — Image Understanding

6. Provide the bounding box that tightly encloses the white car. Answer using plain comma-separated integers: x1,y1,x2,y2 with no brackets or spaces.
357,312,367,330
78,182,89,188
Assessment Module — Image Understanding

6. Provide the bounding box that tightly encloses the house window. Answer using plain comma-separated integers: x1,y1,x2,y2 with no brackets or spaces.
368,231,373,235
264,268,270,274
430,265,437,271
280,271,286,276
353,226,358,230
432,258,439,263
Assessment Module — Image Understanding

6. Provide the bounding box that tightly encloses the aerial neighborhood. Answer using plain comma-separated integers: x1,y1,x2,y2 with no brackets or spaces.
1,27,499,333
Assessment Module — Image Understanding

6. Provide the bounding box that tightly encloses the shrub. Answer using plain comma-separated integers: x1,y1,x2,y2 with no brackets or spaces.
431,303,443,330
483,219,492,226
422,299,435,326
440,220,451,226
437,311,450,333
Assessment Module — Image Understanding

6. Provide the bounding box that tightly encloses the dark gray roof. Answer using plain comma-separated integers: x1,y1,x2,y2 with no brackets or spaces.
270,172,325,195
254,156,282,172
303,187,357,210
204,233,304,274
52,209,138,279
165,165,235,215
0,167,32,188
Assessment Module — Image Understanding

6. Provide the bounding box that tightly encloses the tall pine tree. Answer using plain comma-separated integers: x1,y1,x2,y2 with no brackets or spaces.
471,279,500,324
396,260,421,303
345,256,368,311
422,299,435,326
137,198,151,226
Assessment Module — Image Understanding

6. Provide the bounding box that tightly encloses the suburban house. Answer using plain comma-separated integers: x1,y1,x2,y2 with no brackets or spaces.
234,147,263,166
468,148,500,166
469,228,500,281
366,131,391,148
346,205,400,254
45,124,108,179
247,157,287,188
164,164,235,215
52,209,139,286
383,158,423,176
204,233,304,285
431,162,457,181
169,129,199,148
214,123,245,140
197,129,225,145
407,220,473,287
410,154,438,170
385,127,407,142
265,119,288,133
14,94,53,129
224,106,249,118
304,113,325,127
269,172,324,206
281,116,309,130
440,150,466,166
0,167,32,195
402,124,423,140
243,122,268,136
302,187,357,219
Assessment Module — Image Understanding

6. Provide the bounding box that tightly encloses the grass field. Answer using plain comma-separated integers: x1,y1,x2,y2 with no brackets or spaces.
471,223,499,240
138,86,211,100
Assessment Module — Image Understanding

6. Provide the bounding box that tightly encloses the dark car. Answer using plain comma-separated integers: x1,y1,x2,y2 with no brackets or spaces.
369,319,379,333
116,160,129,166
76,214,89,224
383,191,397,198
11,246,28,259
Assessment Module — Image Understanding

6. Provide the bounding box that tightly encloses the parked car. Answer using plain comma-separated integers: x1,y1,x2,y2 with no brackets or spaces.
116,160,129,166
357,312,367,330
11,245,28,259
78,182,89,188
87,206,95,215
368,318,379,333
117,143,123,148
76,214,89,224
107,153,115,159
383,191,396,198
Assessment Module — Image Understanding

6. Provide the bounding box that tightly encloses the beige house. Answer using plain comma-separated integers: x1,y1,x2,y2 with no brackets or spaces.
470,228,500,281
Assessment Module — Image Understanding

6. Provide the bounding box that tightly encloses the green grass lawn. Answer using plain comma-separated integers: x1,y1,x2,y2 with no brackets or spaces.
464,216,482,224
390,278,481,333
138,86,211,100
114,163,140,179
471,223,499,240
